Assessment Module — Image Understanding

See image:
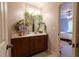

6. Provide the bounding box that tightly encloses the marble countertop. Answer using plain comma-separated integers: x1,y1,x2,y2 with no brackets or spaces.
11,33,47,39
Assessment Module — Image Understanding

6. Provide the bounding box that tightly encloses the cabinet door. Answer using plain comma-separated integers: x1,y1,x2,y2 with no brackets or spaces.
34,35,48,53
11,38,30,57
24,37,30,56
35,36,45,51
30,35,48,55
44,35,48,50
29,37,36,55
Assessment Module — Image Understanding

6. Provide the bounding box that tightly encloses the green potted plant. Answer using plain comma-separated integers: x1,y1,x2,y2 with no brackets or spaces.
34,15,43,23
34,14,47,33
14,11,33,36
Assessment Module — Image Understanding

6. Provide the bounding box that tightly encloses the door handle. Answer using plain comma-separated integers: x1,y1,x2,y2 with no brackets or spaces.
6,44,13,50
72,43,79,48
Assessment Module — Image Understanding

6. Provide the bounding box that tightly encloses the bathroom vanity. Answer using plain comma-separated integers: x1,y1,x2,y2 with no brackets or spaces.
11,33,48,57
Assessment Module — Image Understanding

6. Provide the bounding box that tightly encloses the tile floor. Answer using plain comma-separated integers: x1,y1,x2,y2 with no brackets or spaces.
32,40,72,57
32,51,58,57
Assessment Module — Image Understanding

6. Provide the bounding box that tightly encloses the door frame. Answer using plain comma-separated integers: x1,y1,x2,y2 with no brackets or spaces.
4,2,10,57
72,2,77,57
57,3,61,57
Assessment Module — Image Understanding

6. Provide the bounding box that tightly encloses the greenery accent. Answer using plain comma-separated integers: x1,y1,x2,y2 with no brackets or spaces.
14,11,47,34
15,11,33,31
34,15,43,23
37,22,47,33
34,15,47,33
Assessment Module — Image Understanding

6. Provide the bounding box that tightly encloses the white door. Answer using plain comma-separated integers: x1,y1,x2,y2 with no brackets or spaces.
59,2,75,57
0,2,8,57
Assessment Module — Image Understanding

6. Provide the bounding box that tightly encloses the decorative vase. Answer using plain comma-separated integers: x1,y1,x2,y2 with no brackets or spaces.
19,31,25,36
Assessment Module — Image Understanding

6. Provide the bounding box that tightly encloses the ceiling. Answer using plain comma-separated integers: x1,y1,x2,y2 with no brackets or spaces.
26,2,48,9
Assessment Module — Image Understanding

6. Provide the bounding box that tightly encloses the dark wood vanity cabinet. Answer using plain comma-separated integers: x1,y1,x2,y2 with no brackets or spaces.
11,37,30,57
11,35,48,57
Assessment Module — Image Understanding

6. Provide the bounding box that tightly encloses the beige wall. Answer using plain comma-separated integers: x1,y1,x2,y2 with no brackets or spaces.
7,2,25,35
7,2,60,56
42,3,60,55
